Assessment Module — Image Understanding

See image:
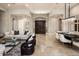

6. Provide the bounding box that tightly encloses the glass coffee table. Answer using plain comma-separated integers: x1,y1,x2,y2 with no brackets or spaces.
3,37,21,55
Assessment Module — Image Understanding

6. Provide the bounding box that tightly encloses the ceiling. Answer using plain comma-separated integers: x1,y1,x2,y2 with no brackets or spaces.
0,3,65,10
0,3,78,15
0,3,78,17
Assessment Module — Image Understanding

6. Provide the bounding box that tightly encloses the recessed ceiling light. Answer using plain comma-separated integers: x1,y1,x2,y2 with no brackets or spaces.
8,4,10,6
25,4,29,7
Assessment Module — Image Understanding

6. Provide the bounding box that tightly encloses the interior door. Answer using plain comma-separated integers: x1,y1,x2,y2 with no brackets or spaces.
35,20,46,34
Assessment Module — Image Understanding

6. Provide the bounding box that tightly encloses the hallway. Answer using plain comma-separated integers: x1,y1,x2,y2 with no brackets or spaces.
33,34,79,56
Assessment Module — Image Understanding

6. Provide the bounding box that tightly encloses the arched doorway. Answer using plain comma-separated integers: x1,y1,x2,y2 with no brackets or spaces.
35,17,46,34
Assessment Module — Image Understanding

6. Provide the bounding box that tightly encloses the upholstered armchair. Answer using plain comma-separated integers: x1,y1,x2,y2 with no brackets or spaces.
26,34,36,46
59,34,71,43
21,42,34,55
55,31,67,40
21,34,36,55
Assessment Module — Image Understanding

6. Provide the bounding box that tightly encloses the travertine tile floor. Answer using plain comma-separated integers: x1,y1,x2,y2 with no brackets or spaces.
32,34,79,56
5,34,79,56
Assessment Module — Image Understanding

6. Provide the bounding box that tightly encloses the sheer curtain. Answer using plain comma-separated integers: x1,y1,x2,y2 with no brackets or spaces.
18,18,25,34
18,18,29,34
12,15,31,34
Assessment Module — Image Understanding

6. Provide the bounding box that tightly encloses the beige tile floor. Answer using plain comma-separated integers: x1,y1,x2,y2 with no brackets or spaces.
32,34,79,56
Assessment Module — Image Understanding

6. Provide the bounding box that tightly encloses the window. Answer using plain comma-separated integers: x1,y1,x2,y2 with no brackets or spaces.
74,19,79,32
74,24,77,31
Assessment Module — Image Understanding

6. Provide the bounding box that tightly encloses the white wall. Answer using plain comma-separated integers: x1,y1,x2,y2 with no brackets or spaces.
1,12,12,33
62,18,76,32
8,9,31,17
48,17,59,35
9,9,33,33
0,9,33,33
14,19,18,30
18,16,33,34
62,20,69,32
1,12,63,34
71,4,79,16
18,18,26,34
0,6,65,34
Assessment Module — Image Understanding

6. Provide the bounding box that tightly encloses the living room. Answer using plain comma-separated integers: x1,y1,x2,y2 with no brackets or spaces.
0,3,79,56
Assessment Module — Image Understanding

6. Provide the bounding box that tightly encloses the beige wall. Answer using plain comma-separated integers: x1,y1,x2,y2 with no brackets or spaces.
62,18,76,32
0,9,32,33
1,12,12,33
71,4,79,16
48,14,63,35
0,9,64,34
48,17,59,35
12,15,33,33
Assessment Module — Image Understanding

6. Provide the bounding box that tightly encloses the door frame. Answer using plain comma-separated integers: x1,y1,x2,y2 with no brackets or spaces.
35,20,46,34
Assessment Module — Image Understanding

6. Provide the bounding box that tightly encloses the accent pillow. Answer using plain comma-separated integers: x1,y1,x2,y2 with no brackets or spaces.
14,31,19,35
28,37,33,41
24,31,28,35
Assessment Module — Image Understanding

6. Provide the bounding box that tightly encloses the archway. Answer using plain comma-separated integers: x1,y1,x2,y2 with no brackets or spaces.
35,17,46,34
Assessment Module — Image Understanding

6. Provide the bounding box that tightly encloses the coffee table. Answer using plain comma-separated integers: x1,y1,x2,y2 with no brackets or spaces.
3,37,21,55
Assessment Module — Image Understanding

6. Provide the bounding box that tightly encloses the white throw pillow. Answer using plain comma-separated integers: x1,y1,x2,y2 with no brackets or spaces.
5,32,9,35
28,37,33,41
28,44,32,47
10,31,14,35
32,33,35,37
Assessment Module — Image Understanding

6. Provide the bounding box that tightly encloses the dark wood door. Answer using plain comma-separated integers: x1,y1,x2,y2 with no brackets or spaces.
35,20,46,34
